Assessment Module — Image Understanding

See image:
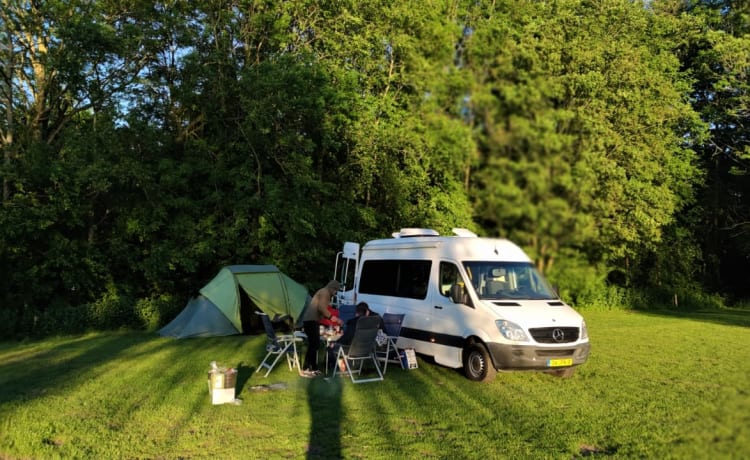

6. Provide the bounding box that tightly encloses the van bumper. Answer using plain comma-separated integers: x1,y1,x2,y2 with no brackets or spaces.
486,341,591,370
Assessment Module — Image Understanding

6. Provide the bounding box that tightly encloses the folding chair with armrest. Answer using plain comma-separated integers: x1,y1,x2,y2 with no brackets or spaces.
376,313,405,374
332,315,384,383
255,312,304,377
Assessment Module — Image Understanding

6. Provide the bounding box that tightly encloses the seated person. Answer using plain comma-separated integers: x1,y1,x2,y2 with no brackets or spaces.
364,304,386,331
326,302,369,373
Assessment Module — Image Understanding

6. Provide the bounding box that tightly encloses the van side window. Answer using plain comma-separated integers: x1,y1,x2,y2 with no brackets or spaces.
360,259,431,299
439,262,461,297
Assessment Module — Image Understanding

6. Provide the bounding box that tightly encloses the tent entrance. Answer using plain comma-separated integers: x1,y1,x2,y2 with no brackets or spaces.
239,289,263,335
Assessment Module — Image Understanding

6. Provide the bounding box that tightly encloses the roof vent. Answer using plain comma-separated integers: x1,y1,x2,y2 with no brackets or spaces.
393,228,440,238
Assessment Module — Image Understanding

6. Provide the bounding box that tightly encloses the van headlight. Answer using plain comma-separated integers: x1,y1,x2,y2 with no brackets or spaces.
496,320,529,342
581,320,588,340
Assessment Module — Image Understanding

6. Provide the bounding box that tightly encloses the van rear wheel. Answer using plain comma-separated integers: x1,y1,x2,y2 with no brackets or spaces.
463,343,497,382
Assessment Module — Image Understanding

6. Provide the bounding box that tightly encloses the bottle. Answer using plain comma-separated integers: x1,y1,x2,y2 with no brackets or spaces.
209,361,222,388
213,372,224,389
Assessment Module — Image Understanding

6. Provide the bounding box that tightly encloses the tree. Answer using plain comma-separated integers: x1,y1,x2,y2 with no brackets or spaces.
672,0,750,298
465,0,704,289
0,0,165,333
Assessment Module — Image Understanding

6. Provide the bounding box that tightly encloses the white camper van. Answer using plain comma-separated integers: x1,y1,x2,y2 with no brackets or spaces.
333,228,590,382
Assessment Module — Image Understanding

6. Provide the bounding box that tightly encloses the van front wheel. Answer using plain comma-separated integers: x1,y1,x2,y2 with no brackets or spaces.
463,344,497,382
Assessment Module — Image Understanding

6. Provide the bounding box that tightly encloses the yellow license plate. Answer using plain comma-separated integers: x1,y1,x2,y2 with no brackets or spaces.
547,358,573,367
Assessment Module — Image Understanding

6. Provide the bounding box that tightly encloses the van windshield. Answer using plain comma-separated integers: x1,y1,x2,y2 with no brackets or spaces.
463,261,558,301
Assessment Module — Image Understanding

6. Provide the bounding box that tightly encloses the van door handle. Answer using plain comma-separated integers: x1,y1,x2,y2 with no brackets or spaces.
434,305,443,309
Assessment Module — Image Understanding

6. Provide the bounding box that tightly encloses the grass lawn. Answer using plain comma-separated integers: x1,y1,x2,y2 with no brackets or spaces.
1,309,748,459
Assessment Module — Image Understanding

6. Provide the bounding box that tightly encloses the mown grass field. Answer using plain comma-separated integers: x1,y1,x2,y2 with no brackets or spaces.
1,309,748,460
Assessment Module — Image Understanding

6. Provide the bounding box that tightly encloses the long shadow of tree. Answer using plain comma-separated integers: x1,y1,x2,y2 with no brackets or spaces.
0,332,146,405
638,308,750,328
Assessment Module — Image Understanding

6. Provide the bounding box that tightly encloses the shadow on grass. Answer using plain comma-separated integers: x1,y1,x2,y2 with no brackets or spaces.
243,330,345,459
305,376,343,459
0,332,145,405
635,307,750,328
235,362,255,392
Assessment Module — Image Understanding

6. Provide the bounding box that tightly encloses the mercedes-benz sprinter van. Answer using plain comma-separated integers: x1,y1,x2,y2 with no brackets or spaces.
333,228,590,382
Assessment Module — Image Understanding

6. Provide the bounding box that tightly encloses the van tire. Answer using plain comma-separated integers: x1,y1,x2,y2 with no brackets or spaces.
463,343,497,382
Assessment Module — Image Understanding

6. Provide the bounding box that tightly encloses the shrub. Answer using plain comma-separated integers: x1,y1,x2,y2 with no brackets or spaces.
0,308,20,339
575,284,632,311
545,249,622,309
134,294,181,331
32,304,91,337
86,281,136,330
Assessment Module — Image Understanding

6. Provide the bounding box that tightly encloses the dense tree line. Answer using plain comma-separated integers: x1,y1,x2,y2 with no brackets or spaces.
0,0,747,338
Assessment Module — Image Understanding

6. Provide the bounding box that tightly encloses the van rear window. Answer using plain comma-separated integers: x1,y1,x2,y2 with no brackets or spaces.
359,259,432,299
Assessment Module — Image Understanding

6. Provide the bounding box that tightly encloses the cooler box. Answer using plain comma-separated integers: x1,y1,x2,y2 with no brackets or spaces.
208,368,237,405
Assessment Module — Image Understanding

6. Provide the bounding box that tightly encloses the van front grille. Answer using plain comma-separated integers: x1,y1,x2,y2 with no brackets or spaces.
529,327,579,343
535,348,576,357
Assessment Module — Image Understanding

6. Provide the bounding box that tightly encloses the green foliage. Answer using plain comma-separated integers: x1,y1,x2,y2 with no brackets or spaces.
30,305,92,338
85,281,136,330
677,0,750,298
1,0,747,337
638,285,726,312
545,248,611,308
643,221,704,292
0,309,22,340
467,0,704,280
134,294,182,331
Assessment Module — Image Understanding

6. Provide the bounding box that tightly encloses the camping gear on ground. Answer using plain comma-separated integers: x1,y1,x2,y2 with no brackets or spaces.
159,265,310,338
332,316,384,384
255,311,305,377
400,348,418,369
248,383,288,392
208,362,238,405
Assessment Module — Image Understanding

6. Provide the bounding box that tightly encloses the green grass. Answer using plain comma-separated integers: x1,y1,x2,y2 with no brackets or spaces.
1,309,748,459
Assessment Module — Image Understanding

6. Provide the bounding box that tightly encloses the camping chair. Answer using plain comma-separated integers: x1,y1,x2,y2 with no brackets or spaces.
337,304,356,324
255,312,304,377
332,315,384,383
376,313,405,374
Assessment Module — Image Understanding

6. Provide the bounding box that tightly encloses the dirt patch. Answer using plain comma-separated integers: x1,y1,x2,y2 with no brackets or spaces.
577,444,618,457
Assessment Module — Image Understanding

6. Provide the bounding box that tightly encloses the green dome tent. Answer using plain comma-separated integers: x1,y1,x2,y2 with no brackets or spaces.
159,265,310,338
